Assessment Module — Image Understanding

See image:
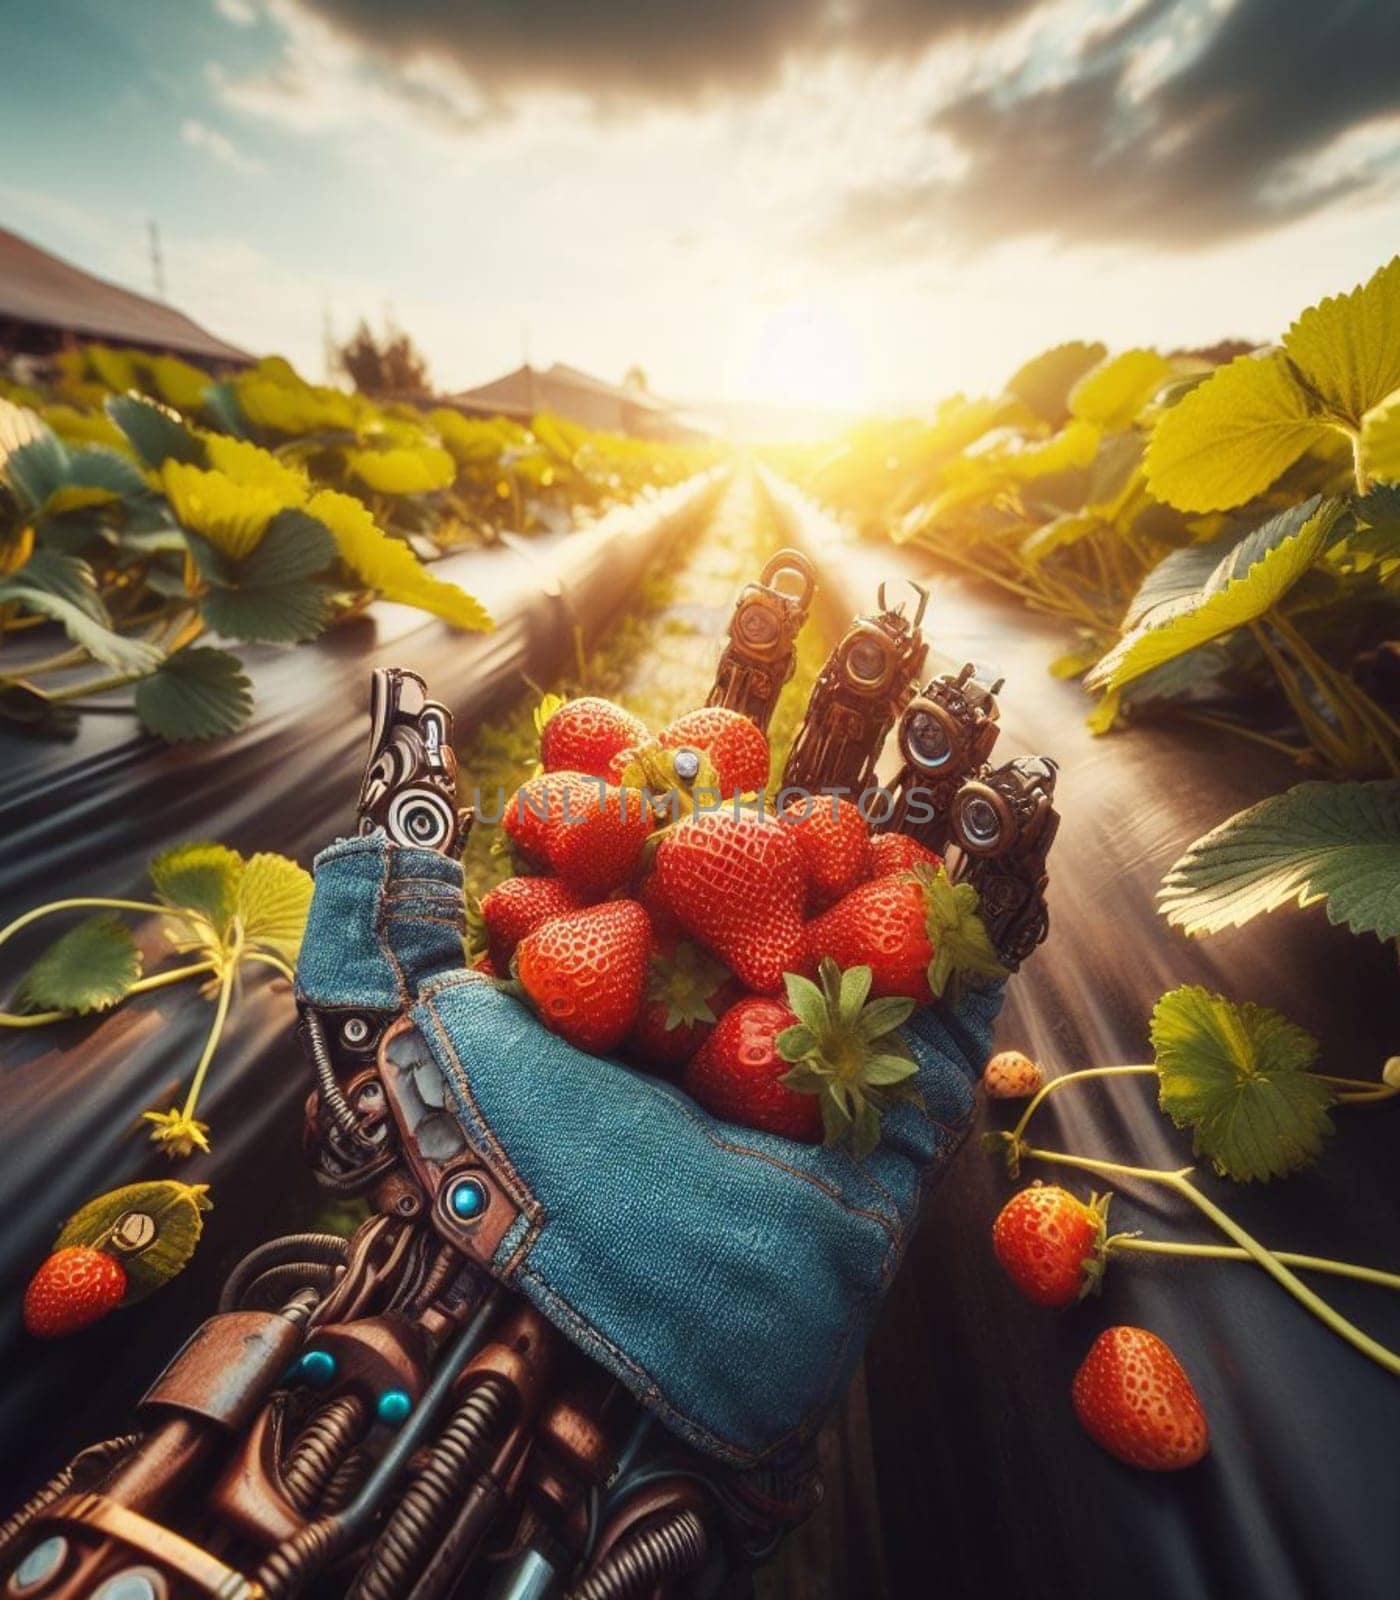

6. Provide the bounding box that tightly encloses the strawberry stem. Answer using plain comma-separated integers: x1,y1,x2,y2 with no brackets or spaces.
1108,1235,1400,1294
1007,1064,1155,1145
180,926,242,1124
1019,1142,1400,1378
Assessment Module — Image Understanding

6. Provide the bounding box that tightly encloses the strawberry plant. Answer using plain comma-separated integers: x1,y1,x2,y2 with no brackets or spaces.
984,985,1400,1376
775,257,1400,776
1,841,311,1158
0,343,716,742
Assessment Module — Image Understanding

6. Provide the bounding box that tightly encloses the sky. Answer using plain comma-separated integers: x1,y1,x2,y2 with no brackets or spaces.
1,0,1398,414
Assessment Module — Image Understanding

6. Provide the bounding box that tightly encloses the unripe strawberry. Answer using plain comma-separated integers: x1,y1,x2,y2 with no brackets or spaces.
24,1246,127,1339
983,1049,1044,1099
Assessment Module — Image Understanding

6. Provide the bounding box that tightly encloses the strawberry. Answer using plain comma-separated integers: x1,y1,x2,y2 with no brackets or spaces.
992,1183,1109,1307
1072,1327,1210,1471
24,1246,127,1339
540,697,649,780
983,1049,1044,1100
515,900,651,1054
806,863,1006,1003
780,795,873,911
480,875,585,969
545,781,653,898
868,832,943,879
653,811,806,993
626,940,737,1072
502,771,595,869
685,959,921,1153
635,868,685,943
658,707,769,797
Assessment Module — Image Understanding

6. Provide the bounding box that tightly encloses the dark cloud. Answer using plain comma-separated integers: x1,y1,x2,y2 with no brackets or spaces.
829,0,1400,253
292,0,1042,104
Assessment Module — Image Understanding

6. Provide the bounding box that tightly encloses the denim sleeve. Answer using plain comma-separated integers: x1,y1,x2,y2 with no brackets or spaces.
297,834,1002,1468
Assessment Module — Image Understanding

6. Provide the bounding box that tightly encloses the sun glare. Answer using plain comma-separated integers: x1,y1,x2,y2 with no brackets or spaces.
732,299,872,414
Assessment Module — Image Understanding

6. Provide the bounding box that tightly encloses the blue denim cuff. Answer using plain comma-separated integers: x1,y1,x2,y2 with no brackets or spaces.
294,832,466,1011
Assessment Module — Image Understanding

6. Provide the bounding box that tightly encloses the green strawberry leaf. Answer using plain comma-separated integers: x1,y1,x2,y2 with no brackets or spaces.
55,1179,210,1303
237,851,313,966
150,841,244,946
776,1023,818,1062
106,394,206,469
851,1097,882,1159
1007,340,1107,426
1145,350,1327,513
1151,985,1333,1183
1160,780,1400,941
919,865,1008,998
13,914,142,1015
134,647,254,742
201,579,331,645
1087,497,1340,694
1281,255,1400,428
1069,347,1171,430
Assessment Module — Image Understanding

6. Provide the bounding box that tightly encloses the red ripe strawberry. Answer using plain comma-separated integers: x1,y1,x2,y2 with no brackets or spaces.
635,868,685,943
480,875,585,969
992,1183,1109,1307
653,811,806,993
606,744,643,785
780,795,873,911
868,832,942,879
502,771,595,869
1072,1327,1210,1471
806,863,1006,1003
683,959,920,1152
685,997,822,1143
24,1246,127,1339
541,697,649,779
626,941,737,1073
658,707,769,797
545,781,652,898
516,900,651,1054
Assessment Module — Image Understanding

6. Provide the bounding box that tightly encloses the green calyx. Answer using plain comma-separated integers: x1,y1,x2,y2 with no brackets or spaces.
1077,1190,1114,1301
915,863,1009,1000
778,957,922,1158
648,941,730,1031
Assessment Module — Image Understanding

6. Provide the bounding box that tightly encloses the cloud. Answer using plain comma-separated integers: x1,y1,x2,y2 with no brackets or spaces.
245,0,1046,113
823,0,1400,255
180,117,264,174
214,0,259,24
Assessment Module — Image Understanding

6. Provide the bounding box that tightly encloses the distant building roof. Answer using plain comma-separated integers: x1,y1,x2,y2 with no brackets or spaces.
451,361,669,418
0,226,250,365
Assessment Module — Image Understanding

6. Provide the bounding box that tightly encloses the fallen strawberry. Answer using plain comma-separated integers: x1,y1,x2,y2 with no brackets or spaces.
541,697,649,780
807,862,1006,1003
480,875,586,969
653,810,806,993
515,900,651,1054
24,1245,127,1338
626,939,737,1072
992,1183,1109,1306
1072,1326,1210,1471
983,1049,1045,1099
868,832,943,879
686,958,920,1153
658,706,769,797
780,795,873,911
